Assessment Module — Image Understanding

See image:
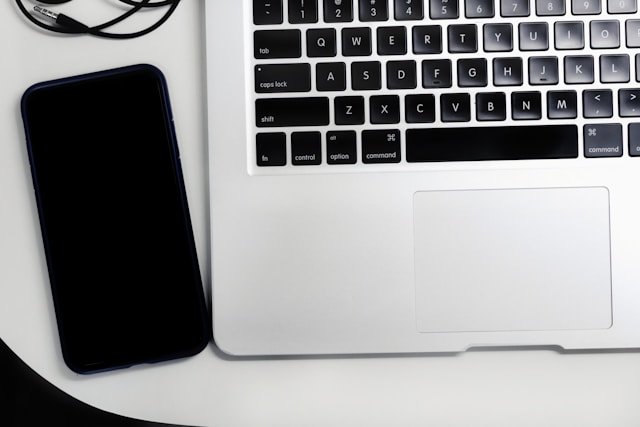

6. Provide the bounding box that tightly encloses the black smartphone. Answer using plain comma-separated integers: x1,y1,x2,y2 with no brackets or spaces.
21,64,210,374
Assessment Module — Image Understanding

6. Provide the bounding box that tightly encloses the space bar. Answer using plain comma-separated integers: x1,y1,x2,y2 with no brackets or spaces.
406,125,578,162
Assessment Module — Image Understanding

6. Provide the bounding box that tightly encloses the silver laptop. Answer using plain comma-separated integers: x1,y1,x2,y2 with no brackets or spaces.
205,0,640,355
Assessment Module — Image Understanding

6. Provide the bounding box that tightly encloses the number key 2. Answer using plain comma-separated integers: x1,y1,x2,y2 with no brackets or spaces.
430,0,460,18
324,0,354,22
395,0,425,19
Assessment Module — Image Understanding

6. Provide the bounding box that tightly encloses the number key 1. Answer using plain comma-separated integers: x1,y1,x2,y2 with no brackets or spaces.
572,0,601,14
501,0,530,16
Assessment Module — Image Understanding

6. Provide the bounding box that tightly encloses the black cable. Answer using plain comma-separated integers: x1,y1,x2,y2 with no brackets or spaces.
15,0,181,39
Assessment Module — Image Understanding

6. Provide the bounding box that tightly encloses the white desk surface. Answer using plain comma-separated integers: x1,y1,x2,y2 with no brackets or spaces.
2,2,640,426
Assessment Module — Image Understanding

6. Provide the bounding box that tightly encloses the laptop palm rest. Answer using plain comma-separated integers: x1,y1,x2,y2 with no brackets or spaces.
413,187,612,333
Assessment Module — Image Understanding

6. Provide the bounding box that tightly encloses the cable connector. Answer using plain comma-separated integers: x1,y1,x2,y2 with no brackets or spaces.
33,5,89,33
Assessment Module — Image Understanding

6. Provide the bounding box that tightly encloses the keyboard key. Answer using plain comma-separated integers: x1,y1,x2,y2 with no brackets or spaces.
256,133,286,166
395,0,425,19
360,0,389,21
583,90,613,118
608,0,637,12
536,0,565,15
289,0,318,23
547,90,578,119
327,131,357,164
254,30,302,59
466,0,495,17
618,89,640,117
590,21,620,48
529,56,559,85
335,96,365,124
307,29,337,57
256,97,330,127
362,130,401,163
377,27,407,55
342,28,372,56
600,54,630,83
584,124,623,157
254,0,283,25
555,21,584,50
628,123,640,156
626,20,640,47
387,60,417,89
483,23,513,52
405,94,436,123
430,0,460,18
292,132,322,165
448,24,478,53
317,62,347,91
458,58,488,87
476,92,507,121
255,64,311,93
501,0,530,16
519,23,549,51
571,0,600,13
406,125,578,162
564,55,594,84
441,93,471,122
512,91,542,120
637,54,640,81
324,0,354,22
493,57,523,86
422,59,452,88
370,95,401,124
352,61,382,90
412,26,443,54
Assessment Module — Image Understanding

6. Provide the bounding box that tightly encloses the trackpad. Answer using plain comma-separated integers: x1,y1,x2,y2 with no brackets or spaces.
414,188,612,333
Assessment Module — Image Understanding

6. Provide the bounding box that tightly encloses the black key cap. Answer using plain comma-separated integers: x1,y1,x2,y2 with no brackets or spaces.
476,92,507,121
256,97,330,127
619,89,640,117
628,123,640,156
519,23,549,50
351,61,382,90
307,29,337,57
405,94,436,123
430,0,460,18
360,0,389,21
583,90,613,118
406,125,578,162
255,64,311,93
254,0,283,25
317,62,347,91
501,0,530,15
466,0,495,17
257,133,286,166
627,20,640,47
412,26,443,54
370,95,400,124
362,130,401,163
600,54,630,83
547,90,577,119
289,0,319,23
512,91,542,120
590,21,620,49
458,58,488,87
571,0,600,14
395,0,425,19
536,0,565,15
609,0,637,13
324,0,354,22
493,57,523,86
483,23,513,52
292,132,322,165
377,27,407,55
448,24,478,53
422,59,452,88
528,57,559,85
555,21,584,50
637,54,640,81
584,124,623,157
327,131,357,164
254,30,301,59
335,96,365,124
441,93,471,122
564,55,594,84
342,28,372,56
387,60,417,89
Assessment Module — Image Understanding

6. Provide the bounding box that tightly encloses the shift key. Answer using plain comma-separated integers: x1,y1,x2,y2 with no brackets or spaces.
255,64,311,93
256,97,330,127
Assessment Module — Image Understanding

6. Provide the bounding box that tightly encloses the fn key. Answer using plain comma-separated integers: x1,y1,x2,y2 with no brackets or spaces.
257,133,286,166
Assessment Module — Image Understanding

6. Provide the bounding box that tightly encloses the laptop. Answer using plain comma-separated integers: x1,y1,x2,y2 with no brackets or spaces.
205,0,640,355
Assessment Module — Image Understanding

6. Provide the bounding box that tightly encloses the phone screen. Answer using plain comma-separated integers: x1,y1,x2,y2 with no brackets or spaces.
21,65,209,373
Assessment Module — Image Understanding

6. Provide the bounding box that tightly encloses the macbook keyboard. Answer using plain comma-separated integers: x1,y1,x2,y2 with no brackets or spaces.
251,0,640,167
